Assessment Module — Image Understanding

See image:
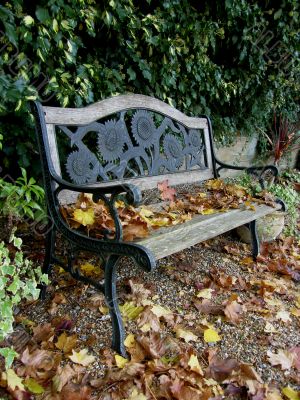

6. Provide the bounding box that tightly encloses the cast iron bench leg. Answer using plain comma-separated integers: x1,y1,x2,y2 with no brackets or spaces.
40,225,56,300
104,255,127,357
249,220,259,260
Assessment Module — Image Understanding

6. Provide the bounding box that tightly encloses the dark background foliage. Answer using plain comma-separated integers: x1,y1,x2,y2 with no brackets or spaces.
0,0,299,177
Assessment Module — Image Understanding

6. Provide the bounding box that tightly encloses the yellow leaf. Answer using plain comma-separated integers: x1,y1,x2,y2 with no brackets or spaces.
290,308,300,318
151,304,172,318
197,288,213,299
99,306,109,314
125,387,147,400
73,208,95,226
282,386,300,400
55,332,77,353
264,322,277,333
115,354,128,368
114,200,125,208
295,295,300,309
201,208,216,215
68,349,95,366
276,310,291,323
24,377,44,394
175,328,198,343
80,263,98,274
204,328,221,343
188,354,203,375
139,206,154,218
124,334,135,348
119,302,144,320
2,369,25,391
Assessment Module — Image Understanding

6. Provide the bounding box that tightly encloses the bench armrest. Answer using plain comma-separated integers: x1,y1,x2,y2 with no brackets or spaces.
215,158,278,190
51,175,142,206
50,176,142,241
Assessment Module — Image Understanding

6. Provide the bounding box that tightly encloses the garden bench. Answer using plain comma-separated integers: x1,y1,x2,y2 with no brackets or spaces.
31,94,282,356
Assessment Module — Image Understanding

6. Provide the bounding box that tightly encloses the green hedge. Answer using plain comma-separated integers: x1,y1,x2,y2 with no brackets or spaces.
0,0,299,174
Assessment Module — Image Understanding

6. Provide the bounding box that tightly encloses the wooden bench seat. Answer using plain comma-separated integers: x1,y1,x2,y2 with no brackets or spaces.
138,203,281,260
31,94,281,356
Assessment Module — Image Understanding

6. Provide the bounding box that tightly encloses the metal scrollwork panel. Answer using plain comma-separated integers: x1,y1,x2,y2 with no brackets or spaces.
55,110,208,184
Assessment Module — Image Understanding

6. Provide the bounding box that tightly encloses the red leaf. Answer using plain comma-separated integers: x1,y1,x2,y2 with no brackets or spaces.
157,180,177,202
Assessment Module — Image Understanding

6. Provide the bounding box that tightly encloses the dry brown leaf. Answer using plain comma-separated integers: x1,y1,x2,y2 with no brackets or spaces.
224,300,244,324
267,349,295,370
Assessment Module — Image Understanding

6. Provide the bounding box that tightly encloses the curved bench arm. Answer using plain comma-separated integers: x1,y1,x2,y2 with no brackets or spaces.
215,158,278,190
51,176,142,242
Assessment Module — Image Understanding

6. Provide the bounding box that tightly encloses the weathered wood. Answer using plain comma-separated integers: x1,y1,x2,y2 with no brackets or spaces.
43,94,208,129
45,124,62,177
137,203,281,260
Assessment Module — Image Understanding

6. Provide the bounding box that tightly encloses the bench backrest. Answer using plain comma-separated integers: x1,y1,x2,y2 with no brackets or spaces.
34,94,217,190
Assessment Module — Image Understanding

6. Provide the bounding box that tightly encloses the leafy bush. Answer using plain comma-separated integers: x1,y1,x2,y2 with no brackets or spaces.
230,171,299,237
0,232,48,369
0,0,299,173
0,168,45,220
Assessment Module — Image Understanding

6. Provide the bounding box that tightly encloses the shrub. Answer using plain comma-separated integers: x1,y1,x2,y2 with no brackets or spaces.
0,1,299,173
0,168,45,221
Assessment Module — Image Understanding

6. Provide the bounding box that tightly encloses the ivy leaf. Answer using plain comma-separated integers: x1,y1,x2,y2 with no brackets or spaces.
23,16,34,26
35,7,50,23
127,66,136,81
274,9,282,20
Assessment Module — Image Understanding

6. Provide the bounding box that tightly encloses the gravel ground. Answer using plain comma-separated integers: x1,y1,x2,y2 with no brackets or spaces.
14,231,299,389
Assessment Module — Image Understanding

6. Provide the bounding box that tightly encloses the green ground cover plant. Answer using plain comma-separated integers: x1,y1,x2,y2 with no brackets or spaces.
0,232,48,369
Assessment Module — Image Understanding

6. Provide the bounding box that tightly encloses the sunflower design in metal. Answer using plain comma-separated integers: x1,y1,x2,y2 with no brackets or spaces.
188,129,203,149
163,134,184,169
131,110,156,147
97,119,125,162
66,149,99,184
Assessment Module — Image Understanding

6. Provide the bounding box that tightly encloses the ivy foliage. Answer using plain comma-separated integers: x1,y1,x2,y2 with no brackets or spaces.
0,0,299,173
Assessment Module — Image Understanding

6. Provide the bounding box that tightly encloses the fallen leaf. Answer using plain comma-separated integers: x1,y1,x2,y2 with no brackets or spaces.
276,310,292,323
264,322,277,333
204,328,221,343
197,288,214,299
69,349,95,366
2,369,24,391
124,334,135,348
267,349,295,370
24,377,44,394
187,354,203,375
157,180,176,202
282,387,300,400
224,300,243,324
125,387,147,400
289,347,300,371
151,304,172,318
52,364,80,393
175,328,198,343
55,332,77,353
120,302,144,320
115,354,129,368
73,208,95,226
206,355,239,382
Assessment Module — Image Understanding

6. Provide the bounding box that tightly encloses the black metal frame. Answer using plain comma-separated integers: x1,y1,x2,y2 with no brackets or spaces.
31,99,281,355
